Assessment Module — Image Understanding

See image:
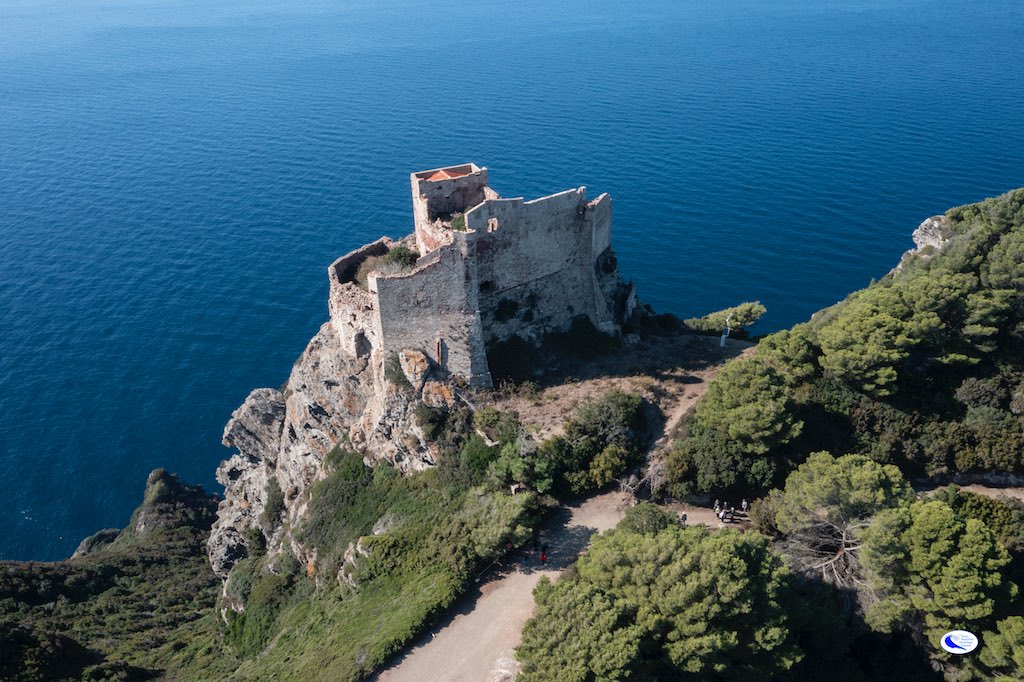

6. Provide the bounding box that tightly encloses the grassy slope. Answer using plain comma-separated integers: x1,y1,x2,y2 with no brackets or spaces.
0,470,221,681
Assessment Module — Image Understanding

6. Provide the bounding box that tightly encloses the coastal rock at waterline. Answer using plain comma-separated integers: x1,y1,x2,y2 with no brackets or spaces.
912,215,953,252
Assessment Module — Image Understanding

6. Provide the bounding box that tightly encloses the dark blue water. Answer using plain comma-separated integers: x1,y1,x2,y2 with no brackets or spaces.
2,0,1022,560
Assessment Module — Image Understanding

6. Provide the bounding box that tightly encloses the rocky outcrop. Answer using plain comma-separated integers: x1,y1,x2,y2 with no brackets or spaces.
912,214,954,252
71,529,119,559
208,320,461,581
896,214,955,272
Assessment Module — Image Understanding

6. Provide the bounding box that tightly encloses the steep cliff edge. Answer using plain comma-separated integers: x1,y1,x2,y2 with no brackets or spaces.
0,470,220,681
207,314,471,580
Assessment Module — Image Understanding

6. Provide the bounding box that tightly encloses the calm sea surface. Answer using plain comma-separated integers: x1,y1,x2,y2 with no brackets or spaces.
2,0,1022,560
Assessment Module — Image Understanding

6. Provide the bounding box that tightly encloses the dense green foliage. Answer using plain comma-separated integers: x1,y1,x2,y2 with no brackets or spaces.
772,452,914,535
517,522,802,681
0,470,221,681
486,390,649,497
863,500,1016,655
217,446,540,681
756,453,1024,679
665,189,1024,497
684,301,767,335
666,356,801,495
934,485,1024,552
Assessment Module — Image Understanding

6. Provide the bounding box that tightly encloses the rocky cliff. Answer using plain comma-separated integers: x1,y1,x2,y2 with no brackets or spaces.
208,311,466,581
0,470,220,681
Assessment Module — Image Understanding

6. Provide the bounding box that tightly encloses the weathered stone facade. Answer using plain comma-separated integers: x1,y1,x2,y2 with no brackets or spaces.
329,163,633,389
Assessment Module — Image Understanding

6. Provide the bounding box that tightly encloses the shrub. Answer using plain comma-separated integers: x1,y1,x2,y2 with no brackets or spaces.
378,246,418,270
459,434,498,473
588,444,629,488
260,478,286,531
955,376,1009,409
385,353,413,391
473,408,520,446
473,407,501,430
748,494,779,537
684,301,767,335
618,502,674,535
414,403,447,441
558,390,647,495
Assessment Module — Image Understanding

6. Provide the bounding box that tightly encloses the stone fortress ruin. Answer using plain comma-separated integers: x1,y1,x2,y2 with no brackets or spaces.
208,163,638,578
328,163,636,388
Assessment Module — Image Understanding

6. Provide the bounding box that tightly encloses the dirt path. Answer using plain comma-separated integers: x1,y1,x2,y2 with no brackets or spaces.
918,482,1024,503
484,335,753,442
375,336,751,682
374,491,739,682
373,492,627,682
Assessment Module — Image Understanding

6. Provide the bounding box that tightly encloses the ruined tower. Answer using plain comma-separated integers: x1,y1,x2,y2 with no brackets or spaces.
326,164,634,389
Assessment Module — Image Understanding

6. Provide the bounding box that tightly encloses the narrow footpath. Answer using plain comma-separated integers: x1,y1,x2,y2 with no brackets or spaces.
373,492,625,682
375,338,754,682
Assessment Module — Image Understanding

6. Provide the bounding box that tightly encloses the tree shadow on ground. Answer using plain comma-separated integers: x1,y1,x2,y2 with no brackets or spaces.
489,323,751,389
369,500,607,679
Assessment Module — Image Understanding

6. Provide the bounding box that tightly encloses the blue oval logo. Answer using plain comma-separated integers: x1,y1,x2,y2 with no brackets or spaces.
940,630,979,655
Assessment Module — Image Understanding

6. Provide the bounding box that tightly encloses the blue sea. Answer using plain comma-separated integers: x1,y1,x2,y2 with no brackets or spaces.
2,0,1022,560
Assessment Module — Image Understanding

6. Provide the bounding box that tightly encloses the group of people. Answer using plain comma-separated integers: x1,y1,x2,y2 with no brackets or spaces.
515,534,547,565
713,498,749,524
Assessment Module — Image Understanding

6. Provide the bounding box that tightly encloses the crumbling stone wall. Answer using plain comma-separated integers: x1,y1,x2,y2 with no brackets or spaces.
327,238,388,358
325,164,629,389
465,188,618,345
372,238,492,387
411,164,489,254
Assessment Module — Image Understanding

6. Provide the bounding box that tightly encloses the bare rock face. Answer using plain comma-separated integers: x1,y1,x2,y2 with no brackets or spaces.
222,388,286,466
912,215,953,252
207,388,283,578
399,348,432,391
897,215,954,273
208,321,458,583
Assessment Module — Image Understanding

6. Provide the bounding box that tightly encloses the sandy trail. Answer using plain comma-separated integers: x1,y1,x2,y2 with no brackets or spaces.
373,492,626,682
375,335,752,682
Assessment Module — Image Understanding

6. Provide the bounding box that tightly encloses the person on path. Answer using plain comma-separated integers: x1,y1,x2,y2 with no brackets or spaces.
540,550,548,565
741,499,749,513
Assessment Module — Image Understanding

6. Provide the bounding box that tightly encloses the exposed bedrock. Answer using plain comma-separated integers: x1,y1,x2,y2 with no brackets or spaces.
207,323,450,580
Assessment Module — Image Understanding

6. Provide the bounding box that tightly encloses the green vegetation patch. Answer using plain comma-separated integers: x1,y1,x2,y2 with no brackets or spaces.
0,471,221,681
214,446,541,681
664,189,1024,499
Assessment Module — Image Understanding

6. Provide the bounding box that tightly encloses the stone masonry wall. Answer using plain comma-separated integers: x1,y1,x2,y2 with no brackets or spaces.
327,238,389,358
465,188,618,344
372,237,492,387
411,165,489,254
